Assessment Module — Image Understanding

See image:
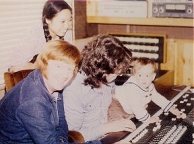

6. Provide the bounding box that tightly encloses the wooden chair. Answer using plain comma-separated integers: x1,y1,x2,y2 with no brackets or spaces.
4,70,84,143
4,70,33,92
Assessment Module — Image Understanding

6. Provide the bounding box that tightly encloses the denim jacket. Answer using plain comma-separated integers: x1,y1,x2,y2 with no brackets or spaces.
0,70,101,144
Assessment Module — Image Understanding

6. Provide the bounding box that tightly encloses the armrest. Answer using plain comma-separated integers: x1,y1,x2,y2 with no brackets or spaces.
4,70,33,92
68,130,85,143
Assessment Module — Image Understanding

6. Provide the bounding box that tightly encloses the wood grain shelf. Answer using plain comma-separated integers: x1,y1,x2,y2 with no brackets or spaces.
87,16,194,27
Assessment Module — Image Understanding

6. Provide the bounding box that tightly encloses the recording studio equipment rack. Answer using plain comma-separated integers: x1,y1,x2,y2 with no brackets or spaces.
110,33,166,63
109,33,167,76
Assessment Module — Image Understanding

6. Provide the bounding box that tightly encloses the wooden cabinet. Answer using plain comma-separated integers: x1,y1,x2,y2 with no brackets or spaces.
160,39,194,86
154,70,174,86
86,0,194,86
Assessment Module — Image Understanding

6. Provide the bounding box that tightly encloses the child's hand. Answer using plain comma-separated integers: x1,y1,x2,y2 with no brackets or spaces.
169,107,186,119
148,116,159,124
144,104,148,109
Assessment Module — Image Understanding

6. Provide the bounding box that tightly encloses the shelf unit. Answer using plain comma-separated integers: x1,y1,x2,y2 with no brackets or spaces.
86,0,194,27
87,16,194,27
86,0,194,86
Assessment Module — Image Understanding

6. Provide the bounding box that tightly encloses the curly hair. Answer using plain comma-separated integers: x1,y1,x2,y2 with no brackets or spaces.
80,34,132,88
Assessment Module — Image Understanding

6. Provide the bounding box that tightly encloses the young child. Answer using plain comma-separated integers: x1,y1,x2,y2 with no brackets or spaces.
115,57,185,123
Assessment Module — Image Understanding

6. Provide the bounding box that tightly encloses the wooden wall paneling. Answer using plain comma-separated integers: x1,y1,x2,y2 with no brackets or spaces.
182,42,194,86
98,24,127,34
175,40,194,86
160,39,176,71
146,39,194,86
181,40,193,86
130,26,194,40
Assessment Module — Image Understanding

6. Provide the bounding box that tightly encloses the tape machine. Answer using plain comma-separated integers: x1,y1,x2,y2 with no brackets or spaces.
152,0,193,18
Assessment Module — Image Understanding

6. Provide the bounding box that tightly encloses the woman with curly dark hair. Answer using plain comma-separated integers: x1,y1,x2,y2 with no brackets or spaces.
63,34,136,141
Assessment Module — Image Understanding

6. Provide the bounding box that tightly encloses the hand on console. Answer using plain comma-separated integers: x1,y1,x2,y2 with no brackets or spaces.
169,107,186,119
148,116,160,124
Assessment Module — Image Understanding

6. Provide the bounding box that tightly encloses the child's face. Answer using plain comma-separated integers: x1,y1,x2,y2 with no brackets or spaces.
134,64,156,89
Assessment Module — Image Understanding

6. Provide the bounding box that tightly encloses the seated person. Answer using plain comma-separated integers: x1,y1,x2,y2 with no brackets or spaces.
63,34,136,141
0,40,100,144
9,0,92,73
115,57,185,123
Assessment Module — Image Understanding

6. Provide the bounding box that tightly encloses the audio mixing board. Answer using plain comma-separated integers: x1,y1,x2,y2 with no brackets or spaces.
123,86,194,144
101,86,194,144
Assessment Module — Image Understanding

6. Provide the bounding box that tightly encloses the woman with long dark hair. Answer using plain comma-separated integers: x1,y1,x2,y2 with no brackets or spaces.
9,0,73,72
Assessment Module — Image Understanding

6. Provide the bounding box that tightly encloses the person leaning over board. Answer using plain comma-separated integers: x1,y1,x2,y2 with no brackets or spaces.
63,34,136,141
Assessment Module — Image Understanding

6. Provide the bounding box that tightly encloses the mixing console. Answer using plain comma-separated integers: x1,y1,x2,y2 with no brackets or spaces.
123,86,194,144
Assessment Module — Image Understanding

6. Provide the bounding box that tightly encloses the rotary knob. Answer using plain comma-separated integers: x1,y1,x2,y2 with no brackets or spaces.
186,7,193,14
153,6,159,13
159,6,165,13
